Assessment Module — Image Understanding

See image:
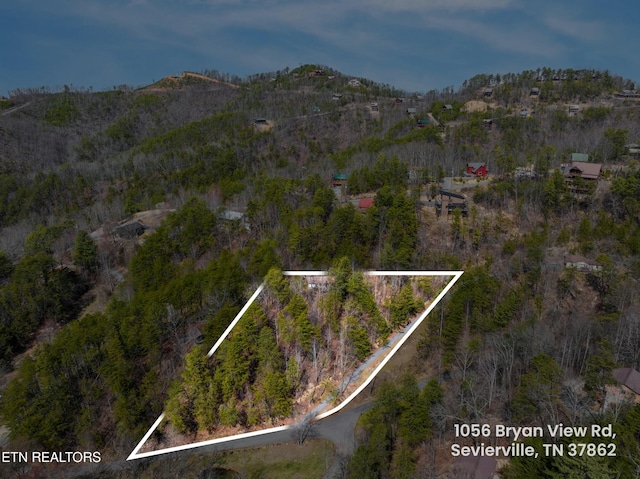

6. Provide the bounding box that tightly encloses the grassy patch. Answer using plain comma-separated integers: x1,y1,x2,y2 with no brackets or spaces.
222,439,335,479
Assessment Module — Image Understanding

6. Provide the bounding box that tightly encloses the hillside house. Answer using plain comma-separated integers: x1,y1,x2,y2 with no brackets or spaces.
483,88,493,97
416,118,429,127
483,119,493,129
332,93,343,101
612,368,640,396
514,165,539,180
113,221,145,239
436,190,468,217
253,118,268,125
530,87,540,96
358,198,375,212
406,107,417,116
563,254,602,272
347,79,362,87
451,455,497,479
568,104,580,114
466,162,488,177
571,152,589,162
519,108,529,118
309,69,325,78
219,209,250,230
332,173,349,187
370,103,379,111
605,368,640,409
615,90,640,98
563,161,602,182
442,104,453,112
625,144,640,157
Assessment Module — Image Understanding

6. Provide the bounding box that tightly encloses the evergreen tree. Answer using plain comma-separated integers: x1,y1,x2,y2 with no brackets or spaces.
73,230,98,275
0,250,13,280
389,283,421,328
584,340,617,398
512,354,562,423
165,346,211,433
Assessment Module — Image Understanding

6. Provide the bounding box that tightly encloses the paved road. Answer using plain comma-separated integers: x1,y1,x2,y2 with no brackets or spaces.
27,396,376,479
316,402,373,453
176,401,374,479
156,400,373,459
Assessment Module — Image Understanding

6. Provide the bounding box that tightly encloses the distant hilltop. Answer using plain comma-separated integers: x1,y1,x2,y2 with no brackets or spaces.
140,71,240,91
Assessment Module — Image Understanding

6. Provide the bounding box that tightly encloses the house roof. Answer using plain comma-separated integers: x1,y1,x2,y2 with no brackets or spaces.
358,198,375,209
219,210,245,221
568,161,602,180
564,255,602,270
613,368,640,394
468,162,486,170
332,173,349,180
616,90,640,98
564,254,597,265
571,152,589,162
113,221,145,238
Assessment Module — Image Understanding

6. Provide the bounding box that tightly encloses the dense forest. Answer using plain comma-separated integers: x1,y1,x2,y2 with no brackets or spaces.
154,268,438,451
1,64,640,478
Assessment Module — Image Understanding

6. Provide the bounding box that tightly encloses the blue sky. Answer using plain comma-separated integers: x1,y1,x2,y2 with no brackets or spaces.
1,0,638,96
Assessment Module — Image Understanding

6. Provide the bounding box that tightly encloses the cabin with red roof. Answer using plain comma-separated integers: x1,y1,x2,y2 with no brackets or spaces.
358,198,374,212
466,162,488,177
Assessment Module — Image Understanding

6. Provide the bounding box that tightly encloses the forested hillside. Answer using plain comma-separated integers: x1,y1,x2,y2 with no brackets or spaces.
1,65,640,478
148,268,441,453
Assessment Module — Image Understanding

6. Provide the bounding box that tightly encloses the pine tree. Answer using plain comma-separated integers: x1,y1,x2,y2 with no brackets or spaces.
389,283,420,328
73,230,98,275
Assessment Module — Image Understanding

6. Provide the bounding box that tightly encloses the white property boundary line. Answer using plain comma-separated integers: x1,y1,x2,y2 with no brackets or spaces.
315,270,462,419
127,270,463,461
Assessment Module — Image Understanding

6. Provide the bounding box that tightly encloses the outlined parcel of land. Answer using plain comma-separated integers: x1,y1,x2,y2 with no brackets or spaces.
128,269,462,460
